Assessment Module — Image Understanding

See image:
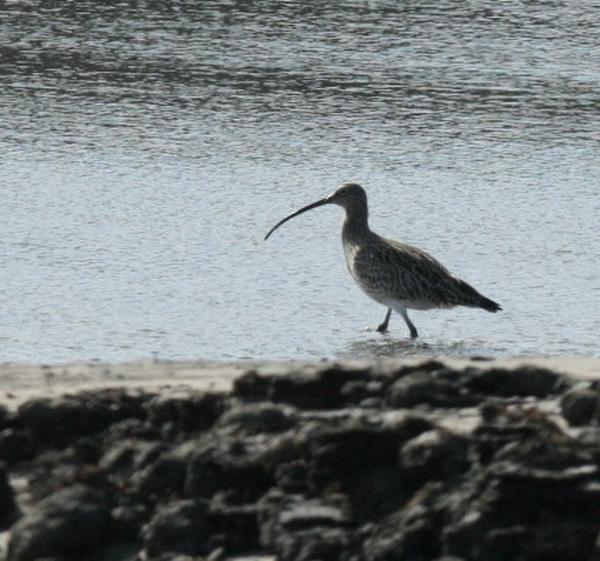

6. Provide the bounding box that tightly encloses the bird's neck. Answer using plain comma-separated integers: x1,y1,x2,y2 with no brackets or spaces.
342,209,371,244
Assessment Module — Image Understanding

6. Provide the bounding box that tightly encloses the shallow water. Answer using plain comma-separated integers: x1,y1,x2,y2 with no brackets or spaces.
1,1,599,363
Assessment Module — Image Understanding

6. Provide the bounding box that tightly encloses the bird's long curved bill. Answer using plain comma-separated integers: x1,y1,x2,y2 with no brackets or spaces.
264,197,330,240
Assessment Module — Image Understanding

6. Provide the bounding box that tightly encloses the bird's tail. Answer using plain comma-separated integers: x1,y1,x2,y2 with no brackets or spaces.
479,295,502,313
455,278,501,312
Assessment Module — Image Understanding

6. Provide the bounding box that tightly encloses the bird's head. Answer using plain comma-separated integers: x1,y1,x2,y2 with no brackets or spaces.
264,182,368,240
326,182,367,212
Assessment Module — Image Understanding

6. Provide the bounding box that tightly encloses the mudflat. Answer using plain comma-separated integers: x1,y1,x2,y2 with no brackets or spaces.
1,356,598,410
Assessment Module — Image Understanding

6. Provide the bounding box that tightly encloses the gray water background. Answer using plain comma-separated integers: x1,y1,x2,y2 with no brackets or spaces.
2,1,599,363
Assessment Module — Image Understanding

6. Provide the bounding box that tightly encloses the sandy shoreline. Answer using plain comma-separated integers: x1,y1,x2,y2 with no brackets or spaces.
1,355,598,410
0,359,247,410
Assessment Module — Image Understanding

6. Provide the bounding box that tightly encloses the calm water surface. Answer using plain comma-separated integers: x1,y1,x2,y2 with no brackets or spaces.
1,1,599,363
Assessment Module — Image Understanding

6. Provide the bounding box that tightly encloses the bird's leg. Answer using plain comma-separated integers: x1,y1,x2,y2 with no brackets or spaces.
376,308,392,333
398,308,418,339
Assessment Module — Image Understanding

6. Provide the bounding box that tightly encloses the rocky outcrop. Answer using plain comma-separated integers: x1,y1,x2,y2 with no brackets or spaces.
1,359,599,561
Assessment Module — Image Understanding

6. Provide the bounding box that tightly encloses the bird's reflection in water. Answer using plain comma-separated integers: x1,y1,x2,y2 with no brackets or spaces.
340,336,506,360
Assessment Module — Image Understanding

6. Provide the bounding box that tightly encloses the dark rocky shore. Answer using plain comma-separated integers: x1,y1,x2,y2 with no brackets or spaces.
1,358,600,561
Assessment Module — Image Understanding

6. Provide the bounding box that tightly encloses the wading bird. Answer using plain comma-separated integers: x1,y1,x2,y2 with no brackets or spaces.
264,182,501,338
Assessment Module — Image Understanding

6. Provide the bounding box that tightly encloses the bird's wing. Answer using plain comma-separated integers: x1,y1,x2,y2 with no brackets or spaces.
352,238,475,306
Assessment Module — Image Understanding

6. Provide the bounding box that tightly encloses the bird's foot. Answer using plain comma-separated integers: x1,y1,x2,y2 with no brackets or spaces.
376,323,389,333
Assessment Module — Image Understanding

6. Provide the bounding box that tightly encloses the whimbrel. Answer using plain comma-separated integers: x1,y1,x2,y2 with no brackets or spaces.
264,182,501,338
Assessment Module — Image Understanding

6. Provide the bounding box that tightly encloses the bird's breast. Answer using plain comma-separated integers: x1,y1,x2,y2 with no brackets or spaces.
342,239,359,275
341,239,391,306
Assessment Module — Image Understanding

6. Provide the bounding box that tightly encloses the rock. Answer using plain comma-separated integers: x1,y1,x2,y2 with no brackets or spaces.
0,462,16,524
145,391,225,435
278,500,350,530
69,436,103,464
496,434,596,471
99,439,166,477
16,390,146,447
465,366,567,398
19,448,109,504
232,369,270,401
387,369,481,408
209,493,260,553
443,460,600,561
388,365,566,410
473,403,566,465
2,358,599,561
489,461,600,489
216,402,298,434
111,503,147,540
104,417,161,442
561,387,600,426
306,415,433,519
280,527,349,561
258,490,351,560
144,555,200,561
7,484,111,561
0,429,34,464
361,487,444,561
131,454,188,500
183,432,291,502
307,417,431,481
399,429,471,482
142,499,211,558
340,379,385,404
388,359,448,379
0,404,10,428
482,405,594,469
275,460,309,493
308,414,433,474
234,364,371,409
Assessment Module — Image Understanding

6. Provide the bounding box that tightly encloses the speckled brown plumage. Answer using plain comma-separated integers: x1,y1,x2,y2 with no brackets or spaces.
346,234,499,311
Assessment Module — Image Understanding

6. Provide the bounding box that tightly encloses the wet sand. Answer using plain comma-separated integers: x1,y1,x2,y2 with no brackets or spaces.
1,356,598,411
